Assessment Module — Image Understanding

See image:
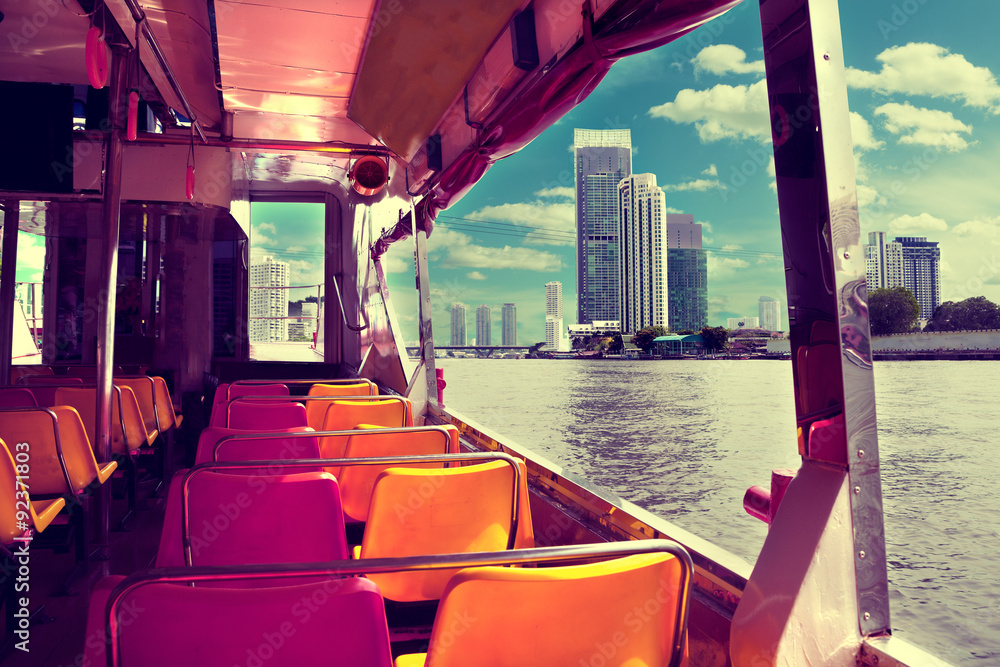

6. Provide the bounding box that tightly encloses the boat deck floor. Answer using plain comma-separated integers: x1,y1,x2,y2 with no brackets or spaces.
3,476,167,667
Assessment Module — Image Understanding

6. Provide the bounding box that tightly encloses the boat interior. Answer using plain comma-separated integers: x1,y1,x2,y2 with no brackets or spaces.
0,0,956,665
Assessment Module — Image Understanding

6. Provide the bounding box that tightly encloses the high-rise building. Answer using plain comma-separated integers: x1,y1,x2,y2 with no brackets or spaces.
619,173,668,334
863,233,940,319
865,232,905,290
545,281,563,350
575,128,632,325
758,296,782,332
897,237,941,319
501,303,516,345
476,305,491,346
249,256,289,342
665,215,707,332
450,303,467,346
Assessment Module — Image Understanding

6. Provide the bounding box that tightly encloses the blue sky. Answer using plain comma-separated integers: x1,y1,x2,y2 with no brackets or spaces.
378,0,1000,346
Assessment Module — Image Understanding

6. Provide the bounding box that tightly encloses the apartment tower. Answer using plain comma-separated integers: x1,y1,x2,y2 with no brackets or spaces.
450,303,467,346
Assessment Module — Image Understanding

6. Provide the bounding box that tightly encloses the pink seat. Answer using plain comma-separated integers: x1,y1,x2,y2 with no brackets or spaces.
225,382,288,402
83,575,392,667
0,388,37,408
156,469,348,568
209,399,307,428
194,426,320,465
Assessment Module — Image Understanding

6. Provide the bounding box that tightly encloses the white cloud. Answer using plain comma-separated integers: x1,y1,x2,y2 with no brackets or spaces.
952,216,1000,238
534,186,574,199
379,249,411,274
721,243,743,251
702,164,718,177
468,200,575,246
846,43,1000,112
874,102,973,151
888,213,949,234
16,234,46,276
429,227,563,272
857,184,879,209
256,222,277,234
286,245,307,253
649,79,770,143
662,178,724,192
665,206,685,214
850,112,885,151
707,253,750,277
691,45,764,77
467,271,487,280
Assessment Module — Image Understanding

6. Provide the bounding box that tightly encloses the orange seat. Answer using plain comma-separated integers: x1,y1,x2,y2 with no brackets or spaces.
305,381,377,429
55,386,149,455
151,376,181,430
318,397,413,461
0,406,117,495
338,425,460,521
0,438,66,543
394,553,688,667
354,457,533,601
113,377,161,444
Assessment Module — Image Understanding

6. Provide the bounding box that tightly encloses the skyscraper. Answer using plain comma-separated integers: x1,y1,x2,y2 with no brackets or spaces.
864,233,940,319
501,303,516,345
758,296,782,332
665,215,707,332
450,303,467,346
575,128,632,325
545,281,563,350
898,237,941,319
865,232,905,290
249,255,289,342
619,173,668,334
476,305,491,346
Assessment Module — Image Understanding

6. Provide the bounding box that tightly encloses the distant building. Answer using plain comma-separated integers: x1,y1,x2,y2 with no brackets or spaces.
758,296,782,332
727,316,759,330
575,128,632,325
476,305,491,346
450,303,467,346
897,236,941,320
619,173,668,334
665,215,707,332
864,233,941,319
652,334,704,357
249,256,288,342
865,232,905,290
545,281,563,350
501,303,516,345
568,320,620,347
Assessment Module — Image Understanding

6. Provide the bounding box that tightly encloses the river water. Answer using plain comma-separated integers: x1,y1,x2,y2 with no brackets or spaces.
436,358,999,665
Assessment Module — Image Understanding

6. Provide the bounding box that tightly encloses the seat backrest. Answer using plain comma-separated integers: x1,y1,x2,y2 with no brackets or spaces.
83,575,392,667
0,388,37,408
338,425,459,521
0,406,103,494
318,397,413,460
114,377,159,435
151,376,177,430
194,426,319,466
358,459,533,601
0,438,66,543
228,383,289,401
413,553,686,667
305,382,377,429
55,386,147,454
210,399,308,429
18,375,82,386
156,470,348,568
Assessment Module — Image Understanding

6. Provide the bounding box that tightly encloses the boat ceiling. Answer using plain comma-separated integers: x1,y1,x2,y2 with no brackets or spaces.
1,0,741,195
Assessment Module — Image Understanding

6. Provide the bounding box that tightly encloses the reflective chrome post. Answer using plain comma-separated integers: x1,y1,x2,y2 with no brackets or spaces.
0,198,19,384
413,225,439,410
95,44,129,545
760,0,889,636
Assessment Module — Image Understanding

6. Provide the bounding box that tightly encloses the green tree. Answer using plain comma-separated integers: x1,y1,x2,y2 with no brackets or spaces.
868,286,920,335
924,296,1000,331
630,325,670,352
525,341,547,359
699,326,728,354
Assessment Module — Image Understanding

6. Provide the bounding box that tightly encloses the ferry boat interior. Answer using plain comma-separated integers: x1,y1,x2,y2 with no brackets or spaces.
0,0,956,664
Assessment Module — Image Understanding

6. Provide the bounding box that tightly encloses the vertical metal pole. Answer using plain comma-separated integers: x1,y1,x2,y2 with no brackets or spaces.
760,0,890,635
0,199,20,384
95,45,129,544
413,222,438,410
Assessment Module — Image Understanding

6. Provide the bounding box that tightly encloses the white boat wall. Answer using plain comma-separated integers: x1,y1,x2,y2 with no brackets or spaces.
0,0,956,665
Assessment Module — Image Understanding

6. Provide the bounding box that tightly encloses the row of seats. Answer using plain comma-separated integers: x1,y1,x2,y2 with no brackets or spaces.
74,376,690,666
